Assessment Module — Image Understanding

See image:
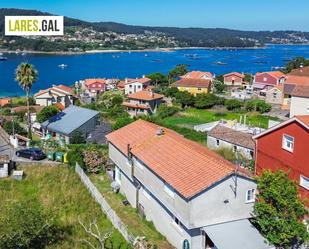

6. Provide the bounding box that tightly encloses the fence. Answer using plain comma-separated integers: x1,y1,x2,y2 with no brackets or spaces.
75,163,135,244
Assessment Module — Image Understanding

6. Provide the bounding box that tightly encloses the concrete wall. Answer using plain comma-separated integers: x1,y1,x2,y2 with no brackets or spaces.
265,88,283,105
207,135,254,160
125,82,143,95
290,96,309,117
189,176,256,227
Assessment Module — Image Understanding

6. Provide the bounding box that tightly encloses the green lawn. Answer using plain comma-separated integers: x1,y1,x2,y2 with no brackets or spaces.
163,108,280,130
0,165,130,249
89,173,173,249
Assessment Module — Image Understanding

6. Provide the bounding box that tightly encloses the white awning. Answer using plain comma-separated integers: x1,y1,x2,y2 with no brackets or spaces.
202,219,274,249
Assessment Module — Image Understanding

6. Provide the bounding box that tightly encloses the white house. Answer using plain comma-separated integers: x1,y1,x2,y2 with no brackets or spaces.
106,120,271,249
34,84,75,108
207,124,255,160
289,85,309,117
124,76,152,95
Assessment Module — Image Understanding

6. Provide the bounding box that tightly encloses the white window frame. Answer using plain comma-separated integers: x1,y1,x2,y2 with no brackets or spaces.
246,189,255,203
300,175,309,190
216,139,220,147
164,183,175,198
282,134,294,152
115,167,122,185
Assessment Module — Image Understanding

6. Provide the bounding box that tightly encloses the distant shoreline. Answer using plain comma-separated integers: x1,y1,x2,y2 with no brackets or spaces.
0,46,267,55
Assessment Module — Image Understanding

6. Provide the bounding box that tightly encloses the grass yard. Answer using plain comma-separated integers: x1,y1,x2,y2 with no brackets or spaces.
163,108,280,130
0,165,130,249
89,173,174,249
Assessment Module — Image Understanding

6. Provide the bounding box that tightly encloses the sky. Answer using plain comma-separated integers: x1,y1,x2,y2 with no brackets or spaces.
1,0,309,31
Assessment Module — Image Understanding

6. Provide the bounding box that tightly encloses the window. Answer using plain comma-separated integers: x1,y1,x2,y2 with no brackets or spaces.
138,85,141,89
282,134,294,152
246,189,255,203
307,108,309,113
300,175,309,190
164,183,174,198
216,139,220,146
249,150,254,159
198,87,202,91
129,85,132,88
115,167,121,185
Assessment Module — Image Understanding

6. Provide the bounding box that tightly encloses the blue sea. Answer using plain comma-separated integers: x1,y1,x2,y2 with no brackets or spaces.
0,44,309,97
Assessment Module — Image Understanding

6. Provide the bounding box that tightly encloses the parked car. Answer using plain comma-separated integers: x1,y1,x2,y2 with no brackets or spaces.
16,148,46,160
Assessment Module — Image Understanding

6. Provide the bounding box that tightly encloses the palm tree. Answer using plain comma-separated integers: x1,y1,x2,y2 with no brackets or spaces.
15,63,38,139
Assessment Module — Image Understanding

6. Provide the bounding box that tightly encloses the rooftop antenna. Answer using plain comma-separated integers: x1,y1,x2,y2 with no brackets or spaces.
230,150,239,198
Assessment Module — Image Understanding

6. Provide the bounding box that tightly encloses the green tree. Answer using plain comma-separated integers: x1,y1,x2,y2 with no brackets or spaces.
112,116,133,130
213,79,225,93
146,72,168,86
284,57,309,73
194,93,221,109
0,199,63,249
253,170,309,248
168,64,188,83
15,63,38,139
156,105,179,119
70,130,86,144
3,120,27,136
36,105,60,123
175,91,195,108
224,99,242,111
164,86,179,97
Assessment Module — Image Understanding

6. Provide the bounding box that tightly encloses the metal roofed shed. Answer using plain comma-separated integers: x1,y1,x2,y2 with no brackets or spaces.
202,219,274,249
41,105,100,144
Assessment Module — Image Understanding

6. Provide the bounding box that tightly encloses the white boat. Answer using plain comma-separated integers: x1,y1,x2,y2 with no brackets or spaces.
58,64,68,68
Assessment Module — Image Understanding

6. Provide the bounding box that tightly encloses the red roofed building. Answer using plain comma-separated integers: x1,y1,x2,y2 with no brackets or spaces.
105,120,269,249
254,116,309,206
84,78,106,97
0,98,11,107
124,76,152,95
180,71,213,80
223,72,245,86
253,71,286,89
34,85,75,108
123,91,163,117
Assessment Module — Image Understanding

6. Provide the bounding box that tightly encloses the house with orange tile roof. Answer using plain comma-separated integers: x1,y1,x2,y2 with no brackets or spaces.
253,71,286,89
253,115,309,207
106,120,271,249
173,78,212,95
180,70,213,80
84,78,106,97
0,98,11,107
124,76,152,95
223,72,245,86
123,90,164,117
258,85,284,105
34,84,75,108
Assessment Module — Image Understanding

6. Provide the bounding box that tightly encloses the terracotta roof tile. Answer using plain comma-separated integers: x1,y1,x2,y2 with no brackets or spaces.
296,115,309,127
34,84,74,97
85,78,106,87
125,77,151,85
285,75,309,85
290,85,309,98
106,120,247,198
127,91,164,101
122,102,150,109
223,72,245,78
288,66,309,77
174,78,211,88
256,71,286,79
208,125,255,150
181,71,213,79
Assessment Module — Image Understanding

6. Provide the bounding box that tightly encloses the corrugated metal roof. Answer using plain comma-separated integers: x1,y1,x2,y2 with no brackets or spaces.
202,219,273,249
41,105,99,135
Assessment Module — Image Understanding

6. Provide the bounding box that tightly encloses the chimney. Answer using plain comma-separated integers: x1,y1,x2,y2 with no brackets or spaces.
125,78,128,84
156,127,164,136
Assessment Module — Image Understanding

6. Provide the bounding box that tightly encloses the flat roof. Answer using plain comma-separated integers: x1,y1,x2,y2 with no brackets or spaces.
202,219,273,249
